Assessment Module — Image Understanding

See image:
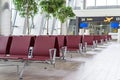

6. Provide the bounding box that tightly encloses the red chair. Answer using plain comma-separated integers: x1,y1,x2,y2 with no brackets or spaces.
0,36,11,57
82,35,96,51
66,35,82,58
0,36,32,80
93,35,103,46
107,35,112,41
30,36,56,65
56,35,66,59
101,35,107,42
6,36,32,60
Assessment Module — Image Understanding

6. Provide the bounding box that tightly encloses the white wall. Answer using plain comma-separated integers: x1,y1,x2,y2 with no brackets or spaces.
74,8,120,17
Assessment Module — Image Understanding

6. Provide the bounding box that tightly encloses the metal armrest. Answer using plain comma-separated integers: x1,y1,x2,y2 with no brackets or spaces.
101,39,103,45
93,41,96,48
79,43,83,53
95,40,98,47
105,38,108,42
28,47,33,58
61,46,67,60
83,42,87,52
49,48,56,64
85,42,87,48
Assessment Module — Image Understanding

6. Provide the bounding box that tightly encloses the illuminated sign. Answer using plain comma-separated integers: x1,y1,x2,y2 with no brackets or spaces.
104,17,113,23
110,22,119,29
87,18,93,21
80,22,88,28
79,16,120,22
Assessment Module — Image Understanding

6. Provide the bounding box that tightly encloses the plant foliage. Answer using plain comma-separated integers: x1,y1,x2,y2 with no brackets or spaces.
13,0,38,18
39,0,65,17
57,6,75,23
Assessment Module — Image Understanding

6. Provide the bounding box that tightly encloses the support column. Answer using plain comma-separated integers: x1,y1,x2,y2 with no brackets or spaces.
79,29,84,35
84,29,90,35
66,0,69,6
83,0,86,9
0,0,2,34
117,29,120,43
95,0,97,6
75,17,79,35
58,20,66,35
0,0,11,36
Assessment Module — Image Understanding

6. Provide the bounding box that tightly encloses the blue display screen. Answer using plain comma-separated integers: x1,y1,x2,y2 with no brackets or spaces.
110,22,119,29
80,22,88,28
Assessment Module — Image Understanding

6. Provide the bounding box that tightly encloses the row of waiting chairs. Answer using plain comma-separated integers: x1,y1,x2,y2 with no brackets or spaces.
0,35,112,80
65,35,111,58
0,35,112,62
0,36,57,64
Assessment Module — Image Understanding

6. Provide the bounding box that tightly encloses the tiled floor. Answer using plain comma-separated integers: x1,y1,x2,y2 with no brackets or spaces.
0,41,120,80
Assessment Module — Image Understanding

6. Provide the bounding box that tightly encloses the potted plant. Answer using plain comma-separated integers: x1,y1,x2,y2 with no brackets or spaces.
13,0,38,35
57,6,75,34
39,0,64,35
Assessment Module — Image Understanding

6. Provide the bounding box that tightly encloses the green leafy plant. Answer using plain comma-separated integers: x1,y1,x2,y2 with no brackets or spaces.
57,6,75,34
39,0,64,35
13,0,38,34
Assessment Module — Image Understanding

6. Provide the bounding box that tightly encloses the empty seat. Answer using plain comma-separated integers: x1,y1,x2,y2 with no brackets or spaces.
7,36,32,60
82,35,96,51
65,35,82,57
31,36,56,64
0,36,11,57
101,35,107,42
94,35,102,44
56,35,66,59
107,35,112,41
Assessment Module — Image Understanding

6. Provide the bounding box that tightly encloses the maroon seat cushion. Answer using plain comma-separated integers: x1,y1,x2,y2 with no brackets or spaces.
83,35,94,45
66,35,82,51
57,35,65,48
94,35,102,43
0,36,10,56
3,55,28,60
107,35,112,40
29,56,50,61
9,36,31,59
101,35,107,41
32,36,56,60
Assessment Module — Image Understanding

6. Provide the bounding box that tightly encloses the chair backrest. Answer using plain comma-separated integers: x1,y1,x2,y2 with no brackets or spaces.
33,36,56,56
54,35,65,57
101,35,107,41
93,35,102,43
66,35,82,49
107,35,112,40
0,36,11,55
30,36,36,47
57,35,65,48
10,36,31,55
83,35,94,45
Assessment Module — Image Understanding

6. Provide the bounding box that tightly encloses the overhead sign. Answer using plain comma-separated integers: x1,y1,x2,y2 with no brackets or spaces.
79,16,120,22
104,17,113,22
80,22,88,28
110,21,119,29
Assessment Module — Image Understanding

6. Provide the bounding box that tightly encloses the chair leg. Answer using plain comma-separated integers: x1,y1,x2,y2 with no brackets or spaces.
82,47,86,53
70,52,72,58
17,65,19,75
61,46,67,60
18,61,28,80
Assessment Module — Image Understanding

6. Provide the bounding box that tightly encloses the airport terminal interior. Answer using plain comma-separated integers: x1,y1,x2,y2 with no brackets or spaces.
0,0,120,80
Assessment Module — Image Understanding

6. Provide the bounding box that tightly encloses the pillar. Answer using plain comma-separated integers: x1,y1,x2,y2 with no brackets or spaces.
0,0,1,34
83,0,86,9
0,0,11,36
117,29,120,43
